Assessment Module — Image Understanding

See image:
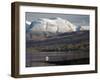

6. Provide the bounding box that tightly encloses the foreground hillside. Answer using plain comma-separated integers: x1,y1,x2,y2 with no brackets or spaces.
26,30,89,51
26,30,89,67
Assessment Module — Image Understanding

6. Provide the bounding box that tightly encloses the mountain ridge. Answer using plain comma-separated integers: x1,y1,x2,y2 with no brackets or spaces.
26,17,89,40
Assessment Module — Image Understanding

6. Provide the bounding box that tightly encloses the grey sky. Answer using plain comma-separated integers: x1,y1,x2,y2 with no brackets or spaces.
26,12,90,28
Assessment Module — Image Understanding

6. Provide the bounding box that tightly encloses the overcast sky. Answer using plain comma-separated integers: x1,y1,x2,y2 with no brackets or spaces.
26,12,90,29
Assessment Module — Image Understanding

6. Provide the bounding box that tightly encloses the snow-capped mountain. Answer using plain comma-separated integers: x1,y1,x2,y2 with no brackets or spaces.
27,17,77,33
26,17,88,40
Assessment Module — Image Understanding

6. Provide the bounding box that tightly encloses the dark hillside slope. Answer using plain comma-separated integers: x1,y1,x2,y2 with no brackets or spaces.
26,30,89,49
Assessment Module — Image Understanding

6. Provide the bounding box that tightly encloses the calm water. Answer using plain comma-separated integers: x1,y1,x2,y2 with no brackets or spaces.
26,51,89,67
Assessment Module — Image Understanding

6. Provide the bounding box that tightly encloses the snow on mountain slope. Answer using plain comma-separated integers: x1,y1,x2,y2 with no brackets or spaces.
26,17,89,40
26,21,31,30
26,21,31,25
27,17,78,33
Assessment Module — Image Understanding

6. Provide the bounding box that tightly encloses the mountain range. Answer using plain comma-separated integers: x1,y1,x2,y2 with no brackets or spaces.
26,17,89,40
